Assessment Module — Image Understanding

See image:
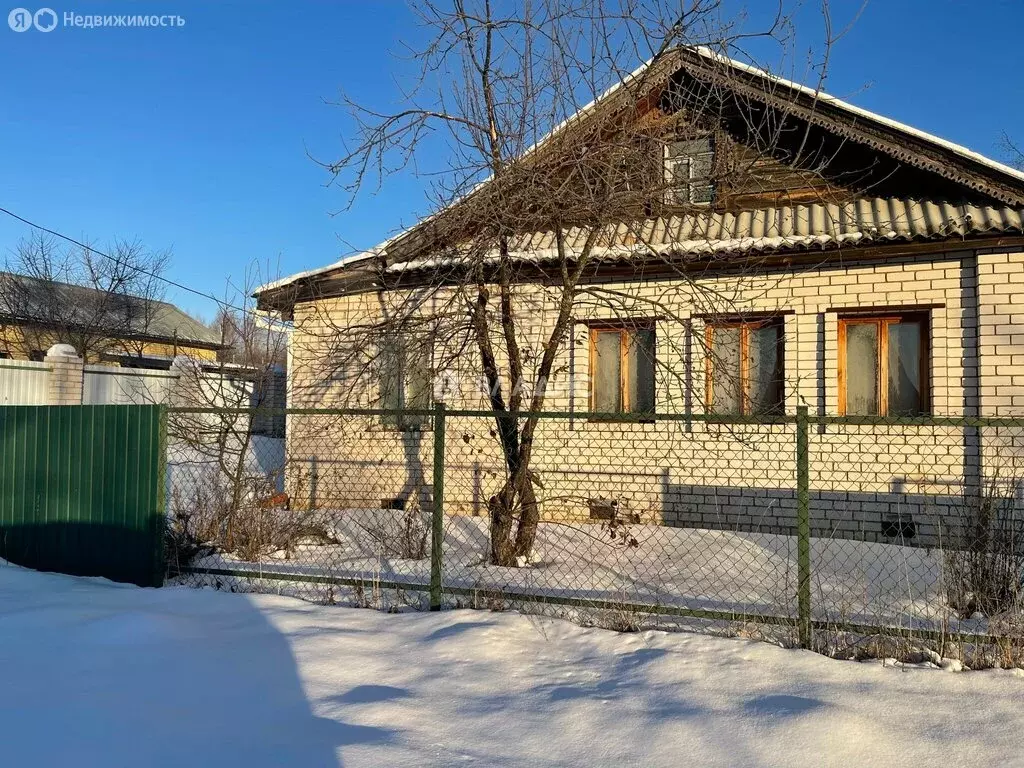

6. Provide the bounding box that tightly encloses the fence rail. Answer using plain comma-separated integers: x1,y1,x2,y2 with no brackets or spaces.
164,404,1024,663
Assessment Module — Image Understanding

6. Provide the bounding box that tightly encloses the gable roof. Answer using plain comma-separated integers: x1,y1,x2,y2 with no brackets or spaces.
0,272,221,348
257,46,1024,308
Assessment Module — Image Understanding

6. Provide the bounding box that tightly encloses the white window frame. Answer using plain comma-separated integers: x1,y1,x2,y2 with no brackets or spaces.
664,136,715,206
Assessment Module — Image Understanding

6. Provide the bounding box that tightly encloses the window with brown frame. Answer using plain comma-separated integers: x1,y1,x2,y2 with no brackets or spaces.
589,324,655,415
838,313,929,416
705,319,785,415
379,336,432,430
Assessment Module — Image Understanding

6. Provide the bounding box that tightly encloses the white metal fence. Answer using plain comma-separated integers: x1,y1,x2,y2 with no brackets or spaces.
0,361,284,415
0,359,50,404
83,365,180,405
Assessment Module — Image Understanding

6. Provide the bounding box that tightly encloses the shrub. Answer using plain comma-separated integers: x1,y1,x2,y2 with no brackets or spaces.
355,499,431,560
943,477,1024,618
168,470,338,563
164,489,216,573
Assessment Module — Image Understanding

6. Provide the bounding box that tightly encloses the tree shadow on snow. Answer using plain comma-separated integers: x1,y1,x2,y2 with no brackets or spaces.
422,619,494,642
0,569,397,767
743,693,825,717
328,684,412,705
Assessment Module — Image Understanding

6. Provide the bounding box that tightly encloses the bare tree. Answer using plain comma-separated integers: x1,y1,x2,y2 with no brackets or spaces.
211,306,287,369
304,0,845,566
0,232,170,360
1001,132,1024,171
167,266,289,553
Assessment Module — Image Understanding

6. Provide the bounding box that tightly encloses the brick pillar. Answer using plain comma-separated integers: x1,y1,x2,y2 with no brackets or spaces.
45,343,84,405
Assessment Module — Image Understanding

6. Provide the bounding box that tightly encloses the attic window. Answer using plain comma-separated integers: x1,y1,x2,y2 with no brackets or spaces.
664,136,714,205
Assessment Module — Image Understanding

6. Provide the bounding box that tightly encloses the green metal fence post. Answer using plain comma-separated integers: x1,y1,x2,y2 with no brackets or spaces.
429,402,446,611
795,405,812,648
154,404,168,587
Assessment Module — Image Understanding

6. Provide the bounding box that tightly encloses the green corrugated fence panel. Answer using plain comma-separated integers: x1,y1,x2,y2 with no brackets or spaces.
0,405,165,587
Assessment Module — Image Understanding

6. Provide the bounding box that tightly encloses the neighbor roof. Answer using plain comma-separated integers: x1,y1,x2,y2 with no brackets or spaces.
257,45,1024,303
0,272,221,348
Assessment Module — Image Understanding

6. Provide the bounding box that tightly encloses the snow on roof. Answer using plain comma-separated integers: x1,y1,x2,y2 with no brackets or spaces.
259,46,1024,297
255,250,378,294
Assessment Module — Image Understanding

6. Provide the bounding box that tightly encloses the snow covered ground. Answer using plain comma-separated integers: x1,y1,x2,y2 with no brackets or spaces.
191,510,956,633
3,562,1022,767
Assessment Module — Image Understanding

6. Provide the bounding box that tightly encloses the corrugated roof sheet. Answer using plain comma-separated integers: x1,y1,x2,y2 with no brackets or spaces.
387,198,1024,273
0,272,221,346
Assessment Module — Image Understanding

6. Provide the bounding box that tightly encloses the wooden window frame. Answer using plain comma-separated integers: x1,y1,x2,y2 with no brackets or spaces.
587,322,656,419
837,313,930,416
379,336,433,432
705,318,785,415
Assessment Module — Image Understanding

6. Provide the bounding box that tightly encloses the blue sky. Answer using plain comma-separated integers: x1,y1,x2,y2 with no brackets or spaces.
1,0,1022,319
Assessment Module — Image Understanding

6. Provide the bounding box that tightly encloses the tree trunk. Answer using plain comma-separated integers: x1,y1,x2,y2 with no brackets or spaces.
488,473,539,567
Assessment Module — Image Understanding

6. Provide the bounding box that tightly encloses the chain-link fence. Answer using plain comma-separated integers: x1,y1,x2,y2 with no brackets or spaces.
167,405,1024,665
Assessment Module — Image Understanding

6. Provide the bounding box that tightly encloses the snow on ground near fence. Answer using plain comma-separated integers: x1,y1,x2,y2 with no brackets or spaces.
194,510,958,633
166,435,286,498
0,562,1021,767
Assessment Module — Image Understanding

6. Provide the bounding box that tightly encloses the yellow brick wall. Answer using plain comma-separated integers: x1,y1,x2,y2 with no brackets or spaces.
283,248,1024,546
0,324,216,364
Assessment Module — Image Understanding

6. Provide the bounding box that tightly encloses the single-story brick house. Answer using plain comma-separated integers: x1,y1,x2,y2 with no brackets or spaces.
257,47,1024,547
0,272,222,367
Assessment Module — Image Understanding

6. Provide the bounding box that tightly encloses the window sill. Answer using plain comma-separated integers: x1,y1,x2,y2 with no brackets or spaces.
380,423,434,433
586,413,657,424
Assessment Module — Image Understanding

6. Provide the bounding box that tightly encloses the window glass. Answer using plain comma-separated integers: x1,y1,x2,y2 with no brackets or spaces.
748,323,784,414
379,337,431,429
626,328,656,413
591,327,656,415
710,326,742,414
593,331,622,412
379,339,402,425
887,321,922,415
665,136,714,205
840,315,927,416
845,322,879,415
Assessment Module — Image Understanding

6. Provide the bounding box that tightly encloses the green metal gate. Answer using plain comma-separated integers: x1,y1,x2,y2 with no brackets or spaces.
0,405,165,587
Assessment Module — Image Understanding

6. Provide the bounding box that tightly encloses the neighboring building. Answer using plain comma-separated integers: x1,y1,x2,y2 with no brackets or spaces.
0,273,221,367
256,47,1024,546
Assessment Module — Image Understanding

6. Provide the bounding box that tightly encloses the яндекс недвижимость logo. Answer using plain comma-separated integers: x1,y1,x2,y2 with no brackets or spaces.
8,8,183,31
8,7,56,31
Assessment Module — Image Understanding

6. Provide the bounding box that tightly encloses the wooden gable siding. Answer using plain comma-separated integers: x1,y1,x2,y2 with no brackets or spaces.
611,100,850,214
719,139,847,208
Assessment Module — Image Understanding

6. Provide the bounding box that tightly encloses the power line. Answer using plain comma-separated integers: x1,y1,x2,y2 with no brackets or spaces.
0,205,257,317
